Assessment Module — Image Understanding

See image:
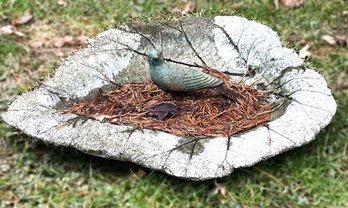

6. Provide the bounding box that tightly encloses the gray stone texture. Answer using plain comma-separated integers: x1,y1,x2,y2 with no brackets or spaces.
2,16,336,180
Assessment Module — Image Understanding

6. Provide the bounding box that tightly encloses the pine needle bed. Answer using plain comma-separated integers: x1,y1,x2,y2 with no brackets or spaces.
62,81,273,137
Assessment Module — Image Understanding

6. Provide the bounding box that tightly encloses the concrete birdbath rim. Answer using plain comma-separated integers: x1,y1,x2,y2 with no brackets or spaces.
1,16,337,180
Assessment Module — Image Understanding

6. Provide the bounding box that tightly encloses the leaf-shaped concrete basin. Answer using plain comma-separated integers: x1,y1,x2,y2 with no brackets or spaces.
2,16,336,180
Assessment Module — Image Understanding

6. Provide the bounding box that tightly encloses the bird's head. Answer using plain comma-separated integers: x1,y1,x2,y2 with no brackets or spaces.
147,49,164,66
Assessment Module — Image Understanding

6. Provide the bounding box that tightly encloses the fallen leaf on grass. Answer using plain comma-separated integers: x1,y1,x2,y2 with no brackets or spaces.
0,25,25,37
11,9,33,26
13,31,25,37
0,25,15,35
173,1,195,14
76,35,89,45
281,0,304,8
57,0,67,6
53,35,88,48
28,40,44,48
53,35,74,48
321,35,336,46
321,34,347,47
336,35,348,47
299,42,311,58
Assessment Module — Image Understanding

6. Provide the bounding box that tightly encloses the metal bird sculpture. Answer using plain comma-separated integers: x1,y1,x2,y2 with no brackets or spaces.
147,49,239,101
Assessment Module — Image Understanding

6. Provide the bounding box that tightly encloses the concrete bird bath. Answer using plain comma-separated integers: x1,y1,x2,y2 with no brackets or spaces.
1,16,336,180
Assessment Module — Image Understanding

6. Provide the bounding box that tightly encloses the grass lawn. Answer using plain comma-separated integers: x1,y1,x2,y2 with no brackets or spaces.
1,0,347,207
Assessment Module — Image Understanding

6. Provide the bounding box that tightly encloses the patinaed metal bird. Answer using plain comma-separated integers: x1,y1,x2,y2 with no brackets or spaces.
147,49,238,100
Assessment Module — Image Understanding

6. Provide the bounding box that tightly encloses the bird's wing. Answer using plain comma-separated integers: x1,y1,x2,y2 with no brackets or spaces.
177,68,223,91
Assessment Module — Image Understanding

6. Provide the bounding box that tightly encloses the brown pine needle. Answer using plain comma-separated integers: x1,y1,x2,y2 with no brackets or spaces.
62,81,273,137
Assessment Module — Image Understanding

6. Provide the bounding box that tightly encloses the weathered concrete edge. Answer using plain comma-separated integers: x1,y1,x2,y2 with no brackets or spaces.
1,69,336,181
1,16,337,180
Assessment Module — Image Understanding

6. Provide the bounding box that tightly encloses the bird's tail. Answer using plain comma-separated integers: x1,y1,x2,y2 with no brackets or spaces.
213,84,241,101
